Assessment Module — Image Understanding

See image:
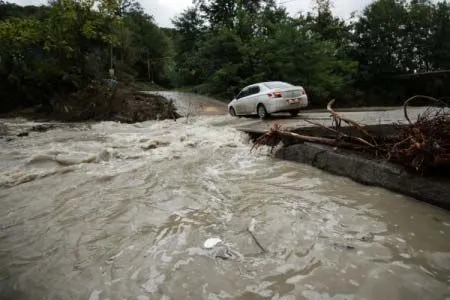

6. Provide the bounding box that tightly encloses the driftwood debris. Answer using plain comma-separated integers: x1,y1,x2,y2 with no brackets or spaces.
247,218,267,253
252,97,450,174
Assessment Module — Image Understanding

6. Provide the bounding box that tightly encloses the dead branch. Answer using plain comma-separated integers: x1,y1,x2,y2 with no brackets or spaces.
247,218,267,253
327,99,377,145
252,127,366,152
402,95,446,124
304,119,376,148
252,96,450,175
279,130,362,148
247,228,267,253
304,119,341,135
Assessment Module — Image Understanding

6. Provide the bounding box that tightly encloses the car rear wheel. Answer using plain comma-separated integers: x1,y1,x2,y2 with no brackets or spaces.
289,110,300,117
229,107,236,117
257,104,269,119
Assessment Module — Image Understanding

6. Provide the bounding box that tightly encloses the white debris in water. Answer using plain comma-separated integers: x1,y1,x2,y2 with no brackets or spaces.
349,279,360,287
248,218,257,233
203,238,222,249
400,253,411,259
286,274,305,284
392,261,412,269
395,237,406,243
109,250,124,260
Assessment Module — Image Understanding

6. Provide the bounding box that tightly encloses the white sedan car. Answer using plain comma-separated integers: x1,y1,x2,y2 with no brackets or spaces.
228,81,308,118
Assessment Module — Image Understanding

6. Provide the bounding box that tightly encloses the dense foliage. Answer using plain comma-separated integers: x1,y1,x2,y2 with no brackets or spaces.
0,0,449,114
171,0,450,106
0,0,170,113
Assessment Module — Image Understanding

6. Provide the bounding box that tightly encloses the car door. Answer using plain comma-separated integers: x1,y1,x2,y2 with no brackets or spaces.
234,87,249,115
244,85,261,114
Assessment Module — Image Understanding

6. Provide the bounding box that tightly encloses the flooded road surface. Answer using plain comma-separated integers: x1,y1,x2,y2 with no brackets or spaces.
1,97,450,299
148,91,228,117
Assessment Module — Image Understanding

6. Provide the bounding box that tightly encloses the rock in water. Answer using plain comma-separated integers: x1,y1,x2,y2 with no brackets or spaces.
203,238,222,249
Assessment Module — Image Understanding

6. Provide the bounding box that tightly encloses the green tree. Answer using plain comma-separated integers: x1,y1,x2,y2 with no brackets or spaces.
170,0,357,104
350,0,450,104
0,0,122,111
430,1,450,69
123,9,171,84
353,0,410,78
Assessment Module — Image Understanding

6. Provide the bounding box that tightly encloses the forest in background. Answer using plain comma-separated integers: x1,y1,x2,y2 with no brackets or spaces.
1,0,450,114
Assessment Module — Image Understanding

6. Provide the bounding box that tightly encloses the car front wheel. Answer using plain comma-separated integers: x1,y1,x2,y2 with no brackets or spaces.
229,107,237,117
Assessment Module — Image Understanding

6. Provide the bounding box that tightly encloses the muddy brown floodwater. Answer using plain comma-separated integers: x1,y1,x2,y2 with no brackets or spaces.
0,96,450,300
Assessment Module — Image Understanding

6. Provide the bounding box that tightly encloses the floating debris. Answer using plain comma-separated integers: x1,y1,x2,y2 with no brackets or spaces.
203,237,222,249
247,218,267,253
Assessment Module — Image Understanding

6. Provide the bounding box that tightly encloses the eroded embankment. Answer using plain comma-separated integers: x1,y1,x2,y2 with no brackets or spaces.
0,86,180,123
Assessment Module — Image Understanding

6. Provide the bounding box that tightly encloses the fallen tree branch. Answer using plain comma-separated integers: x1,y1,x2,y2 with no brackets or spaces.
403,95,446,124
304,119,340,135
327,99,376,145
252,96,450,175
387,136,412,160
247,228,267,253
247,218,267,253
252,128,365,152
304,119,376,148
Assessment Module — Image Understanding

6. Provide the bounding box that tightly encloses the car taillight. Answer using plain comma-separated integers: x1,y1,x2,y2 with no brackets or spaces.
268,92,282,98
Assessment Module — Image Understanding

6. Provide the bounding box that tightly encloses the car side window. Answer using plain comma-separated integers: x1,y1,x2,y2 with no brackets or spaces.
248,86,260,96
237,88,249,99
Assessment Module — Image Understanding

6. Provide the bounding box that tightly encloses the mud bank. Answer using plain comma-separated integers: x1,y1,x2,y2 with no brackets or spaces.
0,87,180,123
274,142,450,211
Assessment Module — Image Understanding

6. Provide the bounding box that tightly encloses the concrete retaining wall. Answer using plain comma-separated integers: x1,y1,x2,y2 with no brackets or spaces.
275,142,450,210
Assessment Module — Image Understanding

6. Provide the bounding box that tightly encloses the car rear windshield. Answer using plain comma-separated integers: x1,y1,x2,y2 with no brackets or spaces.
263,82,293,89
